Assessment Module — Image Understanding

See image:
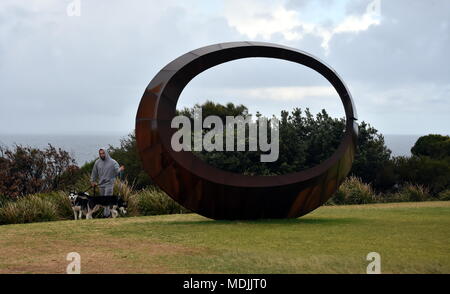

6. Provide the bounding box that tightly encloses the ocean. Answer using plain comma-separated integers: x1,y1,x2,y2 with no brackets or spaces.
0,133,126,166
0,133,421,166
383,134,422,157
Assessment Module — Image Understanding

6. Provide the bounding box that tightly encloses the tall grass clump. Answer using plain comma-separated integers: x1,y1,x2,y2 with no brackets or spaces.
0,195,59,224
130,186,189,216
388,184,431,202
113,178,135,202
0,194,10,209
35,191,73,219
437,189,450,201
331,176,377,205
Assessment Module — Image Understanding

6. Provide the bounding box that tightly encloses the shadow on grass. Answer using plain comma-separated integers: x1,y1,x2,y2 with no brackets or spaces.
152,216,363,226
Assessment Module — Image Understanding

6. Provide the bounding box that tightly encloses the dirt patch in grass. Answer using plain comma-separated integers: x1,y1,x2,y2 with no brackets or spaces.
0,232,202,274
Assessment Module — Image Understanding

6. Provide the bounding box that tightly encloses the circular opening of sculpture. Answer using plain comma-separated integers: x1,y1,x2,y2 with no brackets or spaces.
176,57,347,176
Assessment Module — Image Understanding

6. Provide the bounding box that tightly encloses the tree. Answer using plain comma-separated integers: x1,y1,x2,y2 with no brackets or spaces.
177,101,250,124
393,155,450,194
95,101,392,192
179,102,347,176
411,134,450,159
0,144,79,198
350,121,392,190
391,134,450,194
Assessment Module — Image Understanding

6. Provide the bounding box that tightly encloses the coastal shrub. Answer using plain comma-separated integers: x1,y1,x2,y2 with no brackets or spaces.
0,195,58,224
386,184,431,203
0,144,79,198
130,187,189,216
437,190,450,201
392,156,450,194
36,191,73,219
332,176,377,204
113,178,134,202
399,184,430,202
0,194,10,208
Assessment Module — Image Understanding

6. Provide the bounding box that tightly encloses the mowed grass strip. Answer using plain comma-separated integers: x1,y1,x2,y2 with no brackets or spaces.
0,201,448,273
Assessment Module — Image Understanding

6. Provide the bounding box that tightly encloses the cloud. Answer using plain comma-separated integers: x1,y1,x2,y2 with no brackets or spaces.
328,1,450,86
230,86,336,101
318,0,450,135
223,0,381,50
176,56,346,119
0,0,448,136
0,0,241,134
224,0,302,41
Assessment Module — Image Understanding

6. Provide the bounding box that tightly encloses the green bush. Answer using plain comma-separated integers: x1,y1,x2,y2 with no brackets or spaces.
0,194,10,209
332,176,377,205
388,184,431,203
0,195,59,224
392,156,450,194
437,190,450,201
130,187,189,216
113,178,135,202
401,184,430,202
382,191,409,203
411,134,450,159
35,191,73,219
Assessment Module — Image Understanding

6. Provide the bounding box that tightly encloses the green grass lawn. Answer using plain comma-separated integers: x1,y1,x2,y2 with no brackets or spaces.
0,201,449,274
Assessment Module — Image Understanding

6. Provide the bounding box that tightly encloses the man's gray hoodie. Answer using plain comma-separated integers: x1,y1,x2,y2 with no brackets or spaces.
90,147,121,187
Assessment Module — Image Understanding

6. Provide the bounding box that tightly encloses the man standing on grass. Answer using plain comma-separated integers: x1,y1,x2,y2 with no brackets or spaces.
90,147,125,217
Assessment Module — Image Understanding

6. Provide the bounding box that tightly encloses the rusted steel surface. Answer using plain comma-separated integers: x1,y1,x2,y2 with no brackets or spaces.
136,41,358,220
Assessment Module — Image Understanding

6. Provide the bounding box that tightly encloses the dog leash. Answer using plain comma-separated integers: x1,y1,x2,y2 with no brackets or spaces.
82,186,93,193
86,185,97,196
82,185,96,196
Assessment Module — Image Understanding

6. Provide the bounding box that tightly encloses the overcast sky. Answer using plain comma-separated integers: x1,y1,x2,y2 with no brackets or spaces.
0,0,449,136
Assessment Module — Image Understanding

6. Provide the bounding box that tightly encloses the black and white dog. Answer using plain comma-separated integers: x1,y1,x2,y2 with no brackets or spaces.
68,191,127,220
69,191,90,220
84,195,128,219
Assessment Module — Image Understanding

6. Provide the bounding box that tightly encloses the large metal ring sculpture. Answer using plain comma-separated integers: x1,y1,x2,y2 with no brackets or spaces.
136,41,358,220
